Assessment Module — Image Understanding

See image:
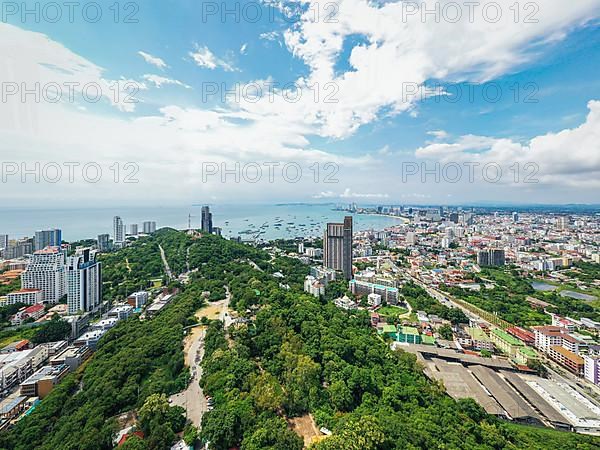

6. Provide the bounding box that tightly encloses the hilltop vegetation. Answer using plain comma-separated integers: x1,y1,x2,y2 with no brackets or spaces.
2,229,599,450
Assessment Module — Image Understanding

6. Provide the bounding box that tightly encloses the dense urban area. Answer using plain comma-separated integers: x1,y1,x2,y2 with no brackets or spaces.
0,205,600,449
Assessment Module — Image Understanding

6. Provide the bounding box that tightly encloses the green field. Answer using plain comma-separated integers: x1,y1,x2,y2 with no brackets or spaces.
376,305,408,319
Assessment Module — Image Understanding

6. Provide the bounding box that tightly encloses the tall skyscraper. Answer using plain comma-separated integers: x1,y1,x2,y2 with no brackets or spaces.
67,248,102,314
113,216,124,245
512,212,519,223
477,249,505,267
97,234,110,252
130,224,138,235
21,247,66,303
324,216,353,280
143,221,157,234
201,206,213,233
34,229,62,251
0,234,8,250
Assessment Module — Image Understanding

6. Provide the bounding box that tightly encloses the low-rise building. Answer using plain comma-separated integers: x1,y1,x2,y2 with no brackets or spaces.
548,345,584,376
349,280,399,304
5,289,43,306
108,305,133,321
490,328,523,357
367,293,382,307
334,295,357,310
10,304,46,326
73,330,106,350
466,327,494,352
126,291,149,309
515,346,538,366
0,396,27,420
304,275,325,297
19,364,69,398
50,346,92,372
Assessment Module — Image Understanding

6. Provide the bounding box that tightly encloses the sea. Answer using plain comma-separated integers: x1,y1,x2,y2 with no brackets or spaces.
0,204,408,242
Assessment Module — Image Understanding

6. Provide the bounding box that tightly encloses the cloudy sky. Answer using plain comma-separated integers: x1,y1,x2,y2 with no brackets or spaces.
1,0,599,206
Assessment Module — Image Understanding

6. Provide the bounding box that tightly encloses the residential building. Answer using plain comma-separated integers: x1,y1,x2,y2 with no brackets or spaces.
334,295,357,310
304,275,325,297
34,229,62,251
10,304,45,326
21,247,66,303
324,216,353,280
466,327,494,352
130,224,138,235
489,328,523,357
108,305,133,320
66,249,102,314
548,345,584,376
73,330,106,350
533,326,565,353
0,235,8,251
97,234,110,252
349,279,399,304
477,249,505,266
397,326,421,344
126,291,148,309
113,216,124,246
310,266,336,282
584,355,600,385
367,293,382,307
143,221,157,234
5,289,43,306
50,346,92,372
0,396,27,420
4,238,34,258
19,364,70,398
201,206,213,233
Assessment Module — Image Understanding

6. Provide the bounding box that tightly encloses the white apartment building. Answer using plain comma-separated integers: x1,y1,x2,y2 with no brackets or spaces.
5,289,43,306
533,326,564,353
584,355,600,385
21,247,66,303
113,216,124,245
368,293,382,307
67,249,102,314
304,275,325,297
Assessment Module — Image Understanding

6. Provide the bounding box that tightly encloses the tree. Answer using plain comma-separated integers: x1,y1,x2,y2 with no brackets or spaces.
438,324,453,340
328,380,353,412
250,372,284,412
31,315,71,344
120,435,149,450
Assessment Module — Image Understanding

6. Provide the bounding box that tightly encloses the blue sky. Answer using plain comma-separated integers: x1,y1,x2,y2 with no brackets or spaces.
1,1,600,205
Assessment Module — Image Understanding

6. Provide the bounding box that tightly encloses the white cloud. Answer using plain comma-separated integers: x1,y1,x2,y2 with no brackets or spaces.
244,0,600,139
259,31,279,41
142,74,191,89
189,44,237,72
0,23,142,113
313,188,389,199
427,130,449,140
138,51,168,70
415,100,600,188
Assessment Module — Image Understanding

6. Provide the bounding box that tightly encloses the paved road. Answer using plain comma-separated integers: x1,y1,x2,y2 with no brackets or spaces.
169,328,207,427
158,244,174,280
168,289,233,428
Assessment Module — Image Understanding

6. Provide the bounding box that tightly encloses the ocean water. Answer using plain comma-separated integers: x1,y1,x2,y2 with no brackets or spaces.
0,204,407,242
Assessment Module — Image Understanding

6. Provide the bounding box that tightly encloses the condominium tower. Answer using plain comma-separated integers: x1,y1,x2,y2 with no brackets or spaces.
324,216,353,280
